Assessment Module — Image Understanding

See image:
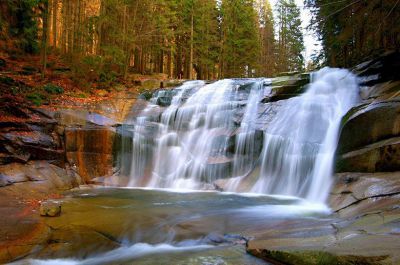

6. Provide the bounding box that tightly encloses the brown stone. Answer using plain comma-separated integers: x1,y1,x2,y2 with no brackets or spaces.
65,126,115,182
40,201,62,217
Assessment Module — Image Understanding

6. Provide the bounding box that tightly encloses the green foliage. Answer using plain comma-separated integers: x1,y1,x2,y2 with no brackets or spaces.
276,0,305,72
305,0,400,67
0,76,16,86
26,92,47,106
43,83,64,94
220,0,261,78
6,0,45,53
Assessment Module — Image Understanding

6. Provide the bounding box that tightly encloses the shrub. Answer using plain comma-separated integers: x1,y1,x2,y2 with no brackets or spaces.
43,83,64,94
26,93,47,106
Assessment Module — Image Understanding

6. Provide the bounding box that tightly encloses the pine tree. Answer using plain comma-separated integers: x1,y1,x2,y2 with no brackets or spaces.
193,0,220,80
220,0,260,78
276,0,304,72
306,0,400,67
256,0,276,76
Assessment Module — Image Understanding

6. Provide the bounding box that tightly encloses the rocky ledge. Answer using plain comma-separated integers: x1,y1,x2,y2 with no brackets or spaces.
246,52,400,264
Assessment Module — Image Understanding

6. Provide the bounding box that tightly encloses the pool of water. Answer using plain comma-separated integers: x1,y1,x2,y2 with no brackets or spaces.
14,188,331,265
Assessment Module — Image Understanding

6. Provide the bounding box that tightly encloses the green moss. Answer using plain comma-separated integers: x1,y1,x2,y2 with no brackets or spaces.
256,249,388,265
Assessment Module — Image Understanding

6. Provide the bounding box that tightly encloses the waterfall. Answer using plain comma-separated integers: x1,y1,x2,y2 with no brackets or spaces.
250,68,359,202
121,68,359,203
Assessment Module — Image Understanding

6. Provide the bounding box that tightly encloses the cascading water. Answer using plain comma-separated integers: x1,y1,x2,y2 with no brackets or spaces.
121,68,359,203
123,79,266,189
250,68,359,202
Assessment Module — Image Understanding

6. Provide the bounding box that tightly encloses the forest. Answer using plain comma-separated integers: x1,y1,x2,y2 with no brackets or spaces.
1,0,398,84
0,0,301,84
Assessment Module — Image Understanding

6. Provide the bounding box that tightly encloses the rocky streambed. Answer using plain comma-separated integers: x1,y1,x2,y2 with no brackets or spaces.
0,52,399,264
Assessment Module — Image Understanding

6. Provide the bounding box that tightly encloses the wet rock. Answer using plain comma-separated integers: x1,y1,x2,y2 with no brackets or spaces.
361,80,400,101
0,173,12,187
34,226,121,260
337,137,400,172
337,100,400,155
204,156,233,181
263,73,310,102
330,172,400,215
55,109,117,127
336,100,400,173
206,232,227,244
255,102,284,131
0,161,81,263
65,126,116,182
354,51,400,87
153,90,175,107
40,201,62,217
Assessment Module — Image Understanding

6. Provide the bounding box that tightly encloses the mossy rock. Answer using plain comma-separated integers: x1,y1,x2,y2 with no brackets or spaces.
263,73,310,102
248,249,388,265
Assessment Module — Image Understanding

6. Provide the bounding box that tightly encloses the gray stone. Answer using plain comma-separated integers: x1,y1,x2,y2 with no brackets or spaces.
0,174,12,187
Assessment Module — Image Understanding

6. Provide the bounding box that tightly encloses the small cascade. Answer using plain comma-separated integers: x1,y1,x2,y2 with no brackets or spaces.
250,68,359,202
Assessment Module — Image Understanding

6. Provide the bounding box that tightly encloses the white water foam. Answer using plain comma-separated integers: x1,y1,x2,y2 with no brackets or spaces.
13,243,213,265
251,68,359,203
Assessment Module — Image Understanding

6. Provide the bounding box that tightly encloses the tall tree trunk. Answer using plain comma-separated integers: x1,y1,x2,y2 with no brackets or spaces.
52,0,58,48
189,8,194,79
41,0,50,79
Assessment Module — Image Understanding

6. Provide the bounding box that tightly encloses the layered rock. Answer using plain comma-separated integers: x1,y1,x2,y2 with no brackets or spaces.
336,52,400,173
263,72,310,103
0,100,65,166
247,52,400,265
246,171,400,265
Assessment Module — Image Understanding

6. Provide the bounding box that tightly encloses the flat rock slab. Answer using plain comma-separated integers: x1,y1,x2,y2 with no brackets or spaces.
247,172,400,265
0,161,81,263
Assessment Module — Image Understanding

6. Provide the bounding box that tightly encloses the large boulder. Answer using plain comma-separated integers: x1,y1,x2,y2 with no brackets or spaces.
337,100,400,155
336,100,400,173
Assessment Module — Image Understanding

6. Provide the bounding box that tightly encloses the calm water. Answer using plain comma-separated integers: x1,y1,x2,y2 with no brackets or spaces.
15,188,331,265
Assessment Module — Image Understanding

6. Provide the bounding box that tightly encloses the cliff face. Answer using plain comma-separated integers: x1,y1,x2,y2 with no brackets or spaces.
336,51,400,173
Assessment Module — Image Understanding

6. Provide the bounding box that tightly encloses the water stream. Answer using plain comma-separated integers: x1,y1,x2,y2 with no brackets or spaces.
121,67,359,204
15,68,359,264
14,188,330,265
